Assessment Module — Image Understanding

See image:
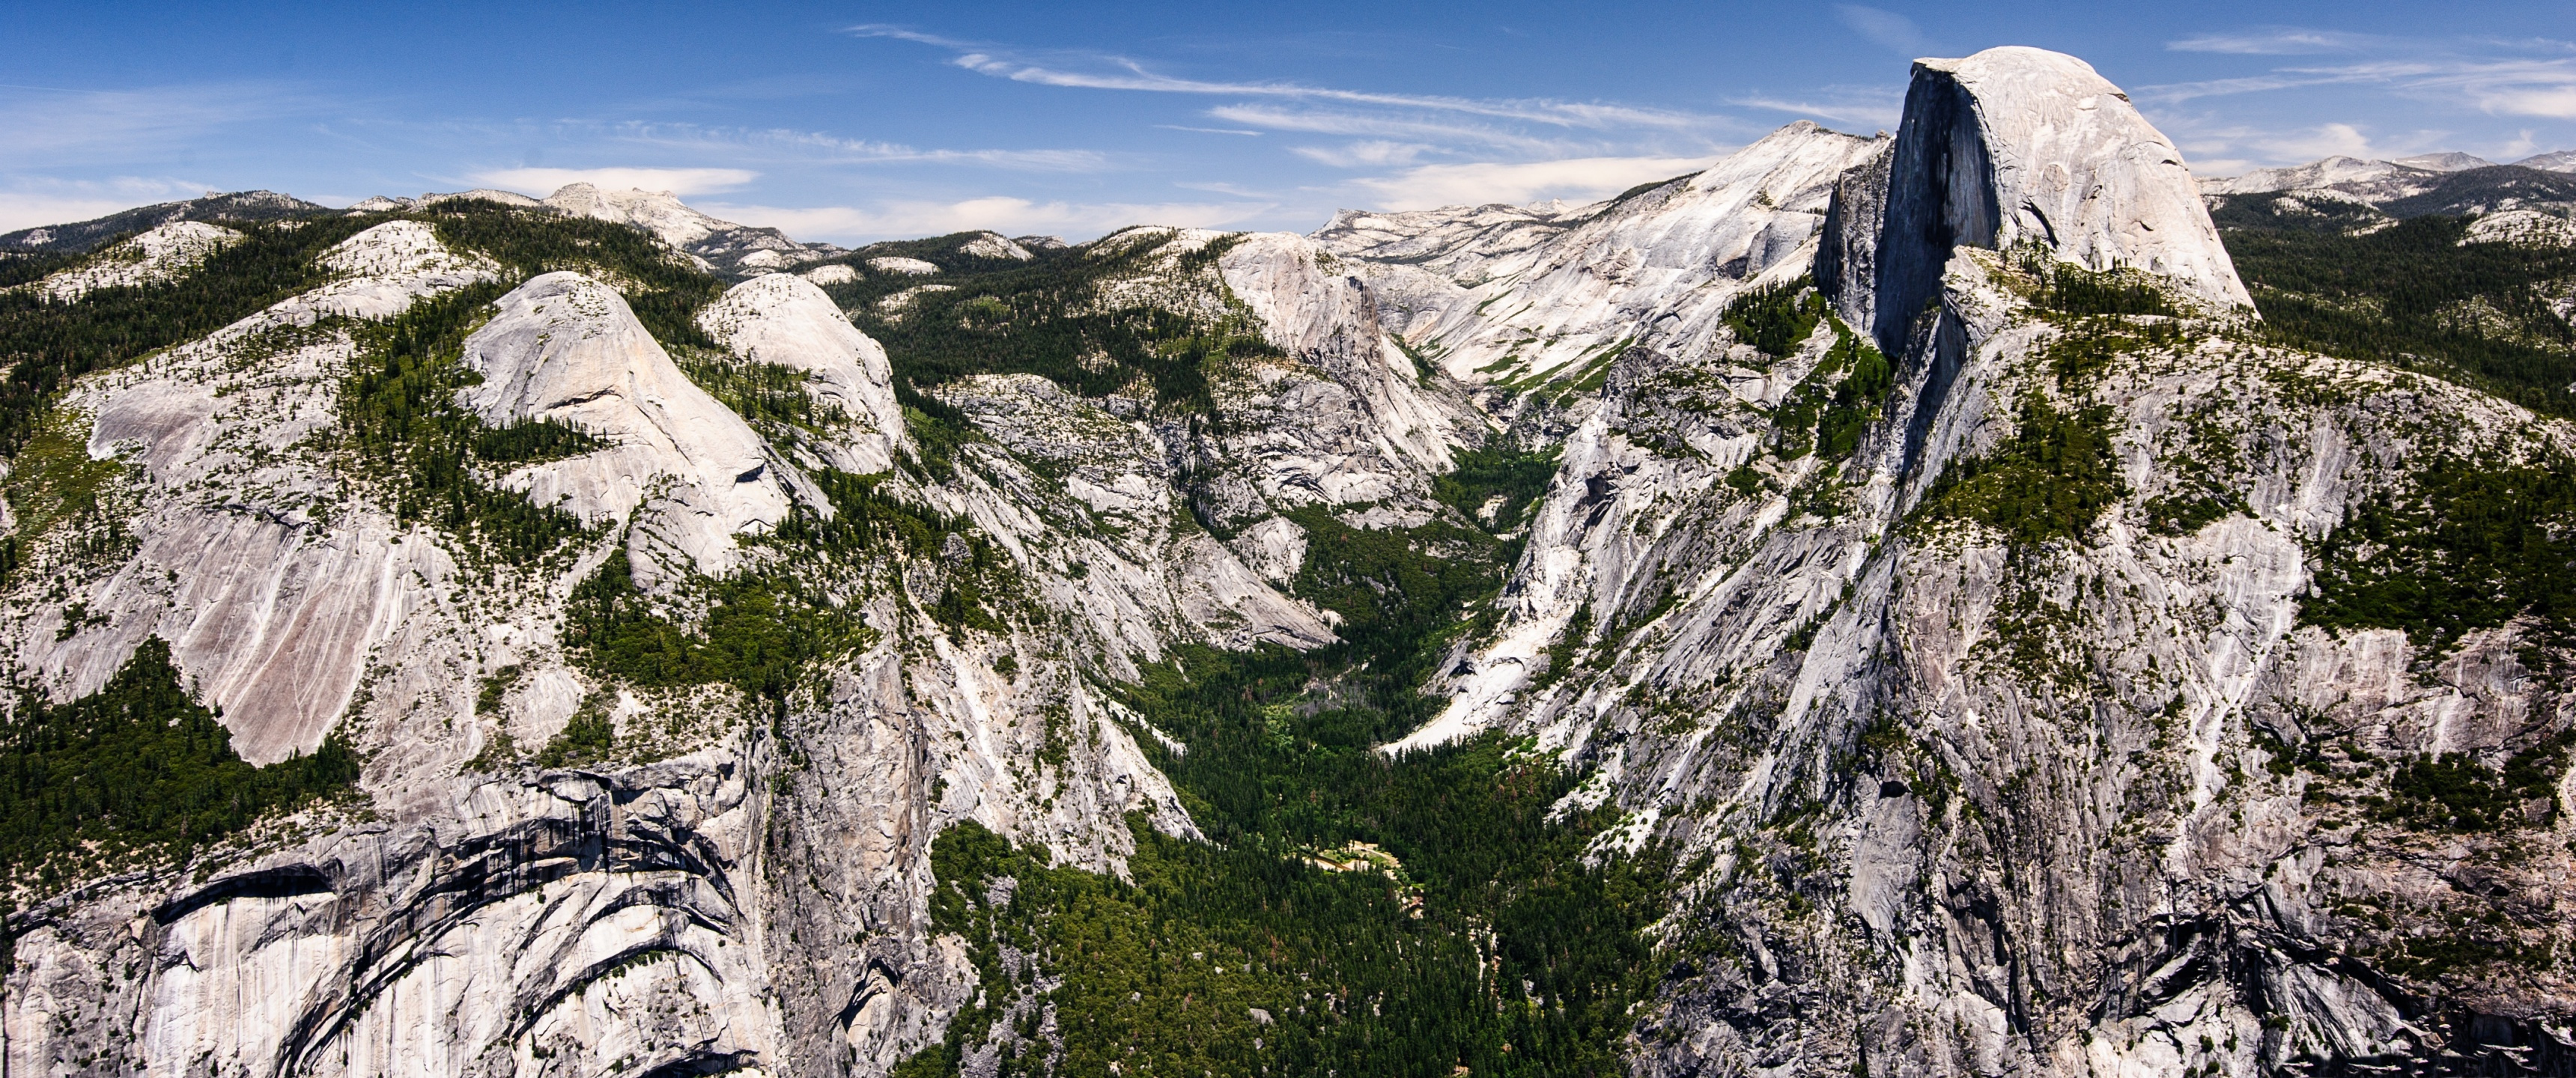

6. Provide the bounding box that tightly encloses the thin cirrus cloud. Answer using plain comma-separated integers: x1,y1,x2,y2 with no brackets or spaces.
2166,28,2375,55
1832,5,1931,56
1206,105,1566,155
470,166,759,196
2147,58,2576,120
0,82,301,165
561,121,1114,171
1291,141,1435,168
2144,31,2576,121
1727,94,1902,132
853,25,1713,133
849,25,1752,216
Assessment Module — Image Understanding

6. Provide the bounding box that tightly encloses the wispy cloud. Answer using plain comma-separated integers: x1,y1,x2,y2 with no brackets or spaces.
850,24,1717,133
0,175,214,232
1728,92,1902,131
702,195,1273,244
2166,28,2375,55
1833,6,1931,55
1205,105,1565,154
1156,124,1263,136
2142,37,2576,120
468,166,759,196
1291,141,1435,168
847,24,1756,219
0,82,302,166
585,121,1114,171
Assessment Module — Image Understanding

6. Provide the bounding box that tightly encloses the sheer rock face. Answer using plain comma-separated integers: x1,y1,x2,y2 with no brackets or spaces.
1369,46,2576,1078
1852,46,2250,351
1217,231,1483,487
8,221,497,766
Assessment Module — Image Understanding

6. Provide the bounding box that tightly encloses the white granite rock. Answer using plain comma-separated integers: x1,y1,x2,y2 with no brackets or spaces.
460,271,798,584
697,272,908,474
26,221,243,302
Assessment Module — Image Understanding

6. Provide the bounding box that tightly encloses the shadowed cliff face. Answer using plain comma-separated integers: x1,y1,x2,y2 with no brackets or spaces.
1849,46,2252,357
1383,46,2576,1078
1869,64,1998,358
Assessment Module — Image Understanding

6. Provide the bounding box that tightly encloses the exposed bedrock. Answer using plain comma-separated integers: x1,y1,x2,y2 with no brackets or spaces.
1838,46,2252,353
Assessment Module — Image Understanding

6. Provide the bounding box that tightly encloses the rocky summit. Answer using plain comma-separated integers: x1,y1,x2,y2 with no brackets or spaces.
2,45,2575,1078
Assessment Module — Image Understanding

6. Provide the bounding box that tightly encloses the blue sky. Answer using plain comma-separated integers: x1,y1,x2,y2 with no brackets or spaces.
4,1,2573,243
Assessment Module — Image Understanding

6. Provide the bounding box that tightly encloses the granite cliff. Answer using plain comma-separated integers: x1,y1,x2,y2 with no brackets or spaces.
4,45,2574,1078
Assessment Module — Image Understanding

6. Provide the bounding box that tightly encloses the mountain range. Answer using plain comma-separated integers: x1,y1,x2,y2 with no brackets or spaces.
2,46,2575,1078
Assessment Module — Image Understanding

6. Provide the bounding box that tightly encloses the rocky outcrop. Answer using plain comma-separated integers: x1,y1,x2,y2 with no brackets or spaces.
1850,46,2249,351
0,190,322,255
1218,231,1480,480
2462,209,2576,248
2196,155,2461,203
1319,122,1886,406
543,183,831,275
11,221,497,765
1379,44,2576,1078
460,271,801,584
23,221,242,302
697,273,909,475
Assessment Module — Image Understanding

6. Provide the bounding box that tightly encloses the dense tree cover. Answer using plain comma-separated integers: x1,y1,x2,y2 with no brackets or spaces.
562,549,851,715
2219,212,2576,418
1721,276,1823,358
2208,192,2390,236
899,449,1669,1077
1917,394,2127,544
0,253,76,290
425,200,724,350
673,349,845,434
823,230,1285,414
2301,452,2576,655
1770,321,1892,461
0,639,357,887
332,281,602,564
2006,246,2179,318
559,469,1004,728
2375,731,2575,834
831,231,1075,277
1433,444,1561,535
0,215,377,456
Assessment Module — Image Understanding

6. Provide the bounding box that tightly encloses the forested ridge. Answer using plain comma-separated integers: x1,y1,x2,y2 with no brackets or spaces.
815,230,1284,415
2217,204,2576,418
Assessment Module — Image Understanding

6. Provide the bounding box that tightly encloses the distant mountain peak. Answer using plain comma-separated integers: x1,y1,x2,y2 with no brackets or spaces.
0,189,326,254
2393,150,2497,171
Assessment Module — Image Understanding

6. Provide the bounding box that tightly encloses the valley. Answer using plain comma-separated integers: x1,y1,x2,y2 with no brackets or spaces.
1,44,2574,1078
